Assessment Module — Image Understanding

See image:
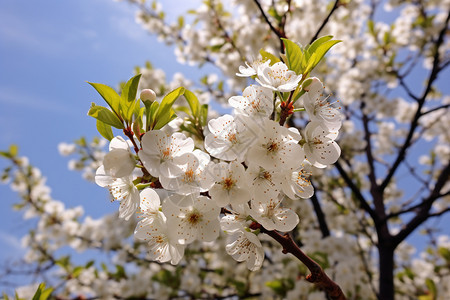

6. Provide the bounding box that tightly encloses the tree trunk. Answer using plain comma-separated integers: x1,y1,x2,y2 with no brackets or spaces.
378,242,395,300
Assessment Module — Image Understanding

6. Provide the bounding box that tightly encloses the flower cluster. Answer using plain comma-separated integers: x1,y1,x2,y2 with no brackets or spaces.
94,57,342,270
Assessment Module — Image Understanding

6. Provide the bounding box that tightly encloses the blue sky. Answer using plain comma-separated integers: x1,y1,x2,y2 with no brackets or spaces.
0,0,203,262
0,0,448,286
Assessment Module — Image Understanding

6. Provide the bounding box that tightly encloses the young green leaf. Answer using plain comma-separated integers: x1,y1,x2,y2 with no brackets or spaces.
312,39,341,67
121,74,141,103
154,109,177,130
32,283,53,300
281,38,303,74
87,82,122,118
87,103,124,129
184,89,200,118
259,49,281,65
96,120,114,141
306,35,333,59
9,144,18,157
157,87,185,118
200,104,209,126
151,87,185,129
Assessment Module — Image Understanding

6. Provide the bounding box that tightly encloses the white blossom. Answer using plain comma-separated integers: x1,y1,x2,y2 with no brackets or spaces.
209,161,251,207
139,130,194,178
303,121,341,168
228,85,274,117
256,62,302,92
225,229,264,271
103,136,136,178
162,194,220,244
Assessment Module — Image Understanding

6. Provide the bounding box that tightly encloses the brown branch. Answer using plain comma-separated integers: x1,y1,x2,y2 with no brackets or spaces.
309,0,341,44
361,106,385,219
310,186,331,238
380,10,450,192
256,224,346,300
253,0,287,43
421,104,450,116
334,160,379,224
392,160,450,247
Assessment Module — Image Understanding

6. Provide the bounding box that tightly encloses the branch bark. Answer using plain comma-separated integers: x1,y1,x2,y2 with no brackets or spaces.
309,0,341,44
256,224,346,300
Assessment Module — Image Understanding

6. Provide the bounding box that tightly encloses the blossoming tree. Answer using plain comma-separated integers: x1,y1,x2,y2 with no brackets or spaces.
1,0,449,300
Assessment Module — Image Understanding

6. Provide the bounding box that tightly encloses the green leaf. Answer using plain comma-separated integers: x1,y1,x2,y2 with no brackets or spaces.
152,87,185,129
125,99,140,124
121,74,142,103
438,247,450,261
312,39,341,67
306,35,333,60
425,278,437,297
259,49,280,65
304,52,317,75
281,38,303,74
120,74,142,124
96,120,114,141
85,260,95,268
156,87,185,119
88,103,124,129
184,89,200,117
154,109,177,130
72,266,84,278
87,82,122,117
367,20,375,36
0,151,11,158
200,104,209,126
32,283,52,300
9,144,18,157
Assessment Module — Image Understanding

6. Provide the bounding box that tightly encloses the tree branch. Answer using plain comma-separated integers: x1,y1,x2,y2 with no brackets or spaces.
253,0,287,51
334,160,379,224
380,10,450,192
310,187,331,238
392,160,450,247
309,0,341,44
256,224,346,300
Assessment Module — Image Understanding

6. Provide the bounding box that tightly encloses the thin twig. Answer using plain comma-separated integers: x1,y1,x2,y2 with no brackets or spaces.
255,224,346,300
309,0,341,44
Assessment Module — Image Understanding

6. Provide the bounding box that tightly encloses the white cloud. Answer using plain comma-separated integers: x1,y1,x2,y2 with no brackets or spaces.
0,86,73,115
0,231,24,254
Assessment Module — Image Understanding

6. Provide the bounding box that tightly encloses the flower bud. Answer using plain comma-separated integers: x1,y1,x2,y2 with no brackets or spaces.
140,89,156,103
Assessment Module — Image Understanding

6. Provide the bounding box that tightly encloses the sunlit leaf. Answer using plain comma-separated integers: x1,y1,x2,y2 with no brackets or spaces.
87,103,124,129
96,120,114,141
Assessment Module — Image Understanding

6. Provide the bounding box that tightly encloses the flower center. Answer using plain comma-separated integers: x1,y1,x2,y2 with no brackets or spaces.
155,235,165,244
227,132,237,144
162,147,171,159
222,177,235,191
187,210,202,225
184,168,195,182
266,141,279,153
